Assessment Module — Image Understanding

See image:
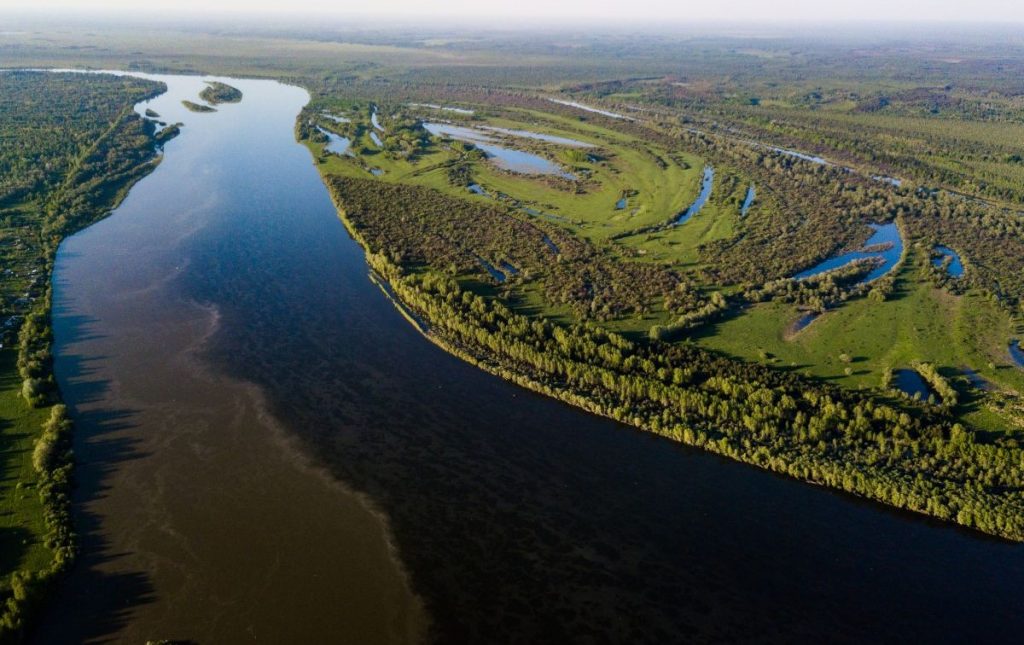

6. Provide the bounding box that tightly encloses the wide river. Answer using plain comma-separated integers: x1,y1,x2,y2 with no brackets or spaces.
37,73,1024,643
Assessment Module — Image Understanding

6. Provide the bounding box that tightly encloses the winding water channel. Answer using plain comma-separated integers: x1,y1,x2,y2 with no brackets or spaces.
37,72,1024,643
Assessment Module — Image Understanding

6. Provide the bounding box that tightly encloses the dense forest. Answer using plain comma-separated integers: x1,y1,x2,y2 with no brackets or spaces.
199,80,242,105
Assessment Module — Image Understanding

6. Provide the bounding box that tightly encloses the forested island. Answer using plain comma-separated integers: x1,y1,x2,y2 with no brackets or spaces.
0,70,171,639
181,99,216,113
199,81,242,105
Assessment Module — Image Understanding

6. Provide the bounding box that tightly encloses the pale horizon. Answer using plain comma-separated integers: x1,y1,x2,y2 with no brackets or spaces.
4,0,1024,25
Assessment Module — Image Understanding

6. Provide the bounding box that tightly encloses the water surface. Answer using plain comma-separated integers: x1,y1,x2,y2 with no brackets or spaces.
792,311,819,333
548,98,633,120
933,245,964,278
424,122,575,178
770,146,829,165
894,368,931,400
794,222,903,284
479,125,593,148
316,125,352,156
409,103,475,115
1010,340,1024,368
42,71,426,644
673,167,715,225
741,184,756,216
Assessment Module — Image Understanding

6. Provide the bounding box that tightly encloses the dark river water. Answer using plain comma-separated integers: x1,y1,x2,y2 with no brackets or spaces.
37,73,1024,644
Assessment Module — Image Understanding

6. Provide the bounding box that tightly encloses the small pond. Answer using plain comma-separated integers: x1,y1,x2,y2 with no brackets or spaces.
933,245,964,278
793,311,819,333
740,185,756,216
316,126,352,156
894,369,932,400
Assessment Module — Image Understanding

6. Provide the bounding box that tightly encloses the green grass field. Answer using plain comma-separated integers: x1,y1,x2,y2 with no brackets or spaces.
311,105,711,243
692,247,1023,433
0,350,52,579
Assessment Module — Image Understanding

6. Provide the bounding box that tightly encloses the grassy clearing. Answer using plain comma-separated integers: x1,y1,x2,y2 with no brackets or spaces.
310,105,721,255
0,349,52,579
692,248,1022,433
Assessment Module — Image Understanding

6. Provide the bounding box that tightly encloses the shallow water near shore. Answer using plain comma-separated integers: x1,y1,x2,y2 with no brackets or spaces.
37,71,1024,644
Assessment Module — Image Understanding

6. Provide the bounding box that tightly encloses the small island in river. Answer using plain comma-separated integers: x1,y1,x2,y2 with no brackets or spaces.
181,99,217,112
200,81,243,105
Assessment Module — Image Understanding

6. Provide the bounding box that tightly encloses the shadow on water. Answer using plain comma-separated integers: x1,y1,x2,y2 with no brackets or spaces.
31,400,157,643
31,302,156,641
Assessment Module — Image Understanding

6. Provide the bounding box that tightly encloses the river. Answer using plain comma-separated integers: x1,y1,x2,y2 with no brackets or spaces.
38,72,1024,643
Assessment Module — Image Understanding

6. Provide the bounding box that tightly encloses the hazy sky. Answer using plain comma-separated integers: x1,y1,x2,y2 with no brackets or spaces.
10,0,1024,23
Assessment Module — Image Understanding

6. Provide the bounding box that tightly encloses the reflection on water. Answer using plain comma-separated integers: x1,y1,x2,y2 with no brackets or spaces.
548,98,633,120
794,222,903,284
316,126,352,156
894,369,931,400
1010,340,1024,368
741,184,756,216
770,146,828,165
933,245,964,278
793,311,819,333
424,122,576,178
409,102,475,115
478,125,593,148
